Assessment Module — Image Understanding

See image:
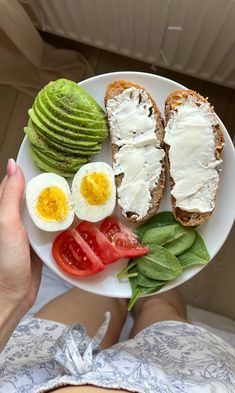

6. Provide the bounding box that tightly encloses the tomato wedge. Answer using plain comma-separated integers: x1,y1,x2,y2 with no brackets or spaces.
100,217,149,258
52,229,104,277
76,221,122,264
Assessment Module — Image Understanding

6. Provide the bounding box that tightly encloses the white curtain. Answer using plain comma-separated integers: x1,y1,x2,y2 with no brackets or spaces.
0,0,93,97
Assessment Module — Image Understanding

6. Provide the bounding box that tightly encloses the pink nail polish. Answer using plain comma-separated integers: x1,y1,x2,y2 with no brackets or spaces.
7,158,16,176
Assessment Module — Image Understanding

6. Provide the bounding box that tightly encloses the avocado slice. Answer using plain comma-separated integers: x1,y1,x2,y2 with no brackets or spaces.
29,146,75,178
33,124,101,155
46,79,105,118
31,102,104,143
29,109,102,148
34,97,107,140
25,125,88,166
40,88,108,131
26,78,107,176
45,86,106,120
30,107,104,143
30,145,83,172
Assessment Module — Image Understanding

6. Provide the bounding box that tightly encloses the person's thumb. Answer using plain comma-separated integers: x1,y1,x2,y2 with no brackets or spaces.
0,159,25,218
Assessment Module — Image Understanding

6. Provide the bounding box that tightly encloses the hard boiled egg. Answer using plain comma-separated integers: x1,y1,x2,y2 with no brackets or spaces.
26,173,74,231
71,162,116,222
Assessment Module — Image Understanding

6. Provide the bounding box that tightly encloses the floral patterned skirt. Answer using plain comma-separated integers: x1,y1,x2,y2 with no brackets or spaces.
0,313,235,393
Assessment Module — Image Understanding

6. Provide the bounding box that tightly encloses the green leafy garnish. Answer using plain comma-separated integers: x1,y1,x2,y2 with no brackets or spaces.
136,245,182,281
118,212,210,310
127,266,166,311
178,232,210,269
142,224,195,256
135,211,177,241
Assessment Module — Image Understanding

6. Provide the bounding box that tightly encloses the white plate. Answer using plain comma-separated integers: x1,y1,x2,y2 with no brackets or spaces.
17,71,235,298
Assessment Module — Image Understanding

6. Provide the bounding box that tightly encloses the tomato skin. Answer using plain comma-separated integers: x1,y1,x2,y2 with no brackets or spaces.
100,217,150,258
52,217,149,277
52,229,104,277
76,221,122,264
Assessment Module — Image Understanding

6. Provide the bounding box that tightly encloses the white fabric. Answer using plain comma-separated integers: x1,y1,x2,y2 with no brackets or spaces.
1,317,235,393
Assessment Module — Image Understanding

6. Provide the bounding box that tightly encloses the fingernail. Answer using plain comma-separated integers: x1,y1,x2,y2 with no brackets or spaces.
7,158,16,176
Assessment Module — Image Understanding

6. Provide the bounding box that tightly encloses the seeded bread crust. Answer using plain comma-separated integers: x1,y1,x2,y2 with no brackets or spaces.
105,80,165,223
165,89,224,227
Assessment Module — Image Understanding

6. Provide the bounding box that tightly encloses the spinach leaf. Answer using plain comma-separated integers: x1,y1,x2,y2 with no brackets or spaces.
117,211,210,312
128,266,138,297
142,224,195,256
135,211,177,241
178,232,210,269
136,271,166,288
127,266,166,311
136,244,182,280
117,261,138,279
128,265,166,288
128,285,156,311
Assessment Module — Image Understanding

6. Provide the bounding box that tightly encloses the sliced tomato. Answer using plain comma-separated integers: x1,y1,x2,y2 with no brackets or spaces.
76,221,122,264
100,216,150,258
52,229,104,277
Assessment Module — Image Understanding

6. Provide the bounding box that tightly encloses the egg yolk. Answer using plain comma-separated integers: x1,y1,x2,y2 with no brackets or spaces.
80,172,111,205
36,186,69,221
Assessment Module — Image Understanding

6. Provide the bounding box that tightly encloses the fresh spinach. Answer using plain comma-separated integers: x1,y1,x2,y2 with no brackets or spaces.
142,224,195,256
136,244,182,281
127,266,166,311
118,211,210,310
117,261,138,279
136,271,166,288
178,232,210,269
135,211,177,241
128,284,157,311
128,284,164,311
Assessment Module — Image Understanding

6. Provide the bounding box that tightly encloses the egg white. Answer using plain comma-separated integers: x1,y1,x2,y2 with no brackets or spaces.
71,162,116,222
26,173,74,232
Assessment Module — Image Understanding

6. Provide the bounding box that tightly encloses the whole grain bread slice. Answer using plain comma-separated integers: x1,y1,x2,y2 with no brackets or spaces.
105,80,165,223
165,89,224,227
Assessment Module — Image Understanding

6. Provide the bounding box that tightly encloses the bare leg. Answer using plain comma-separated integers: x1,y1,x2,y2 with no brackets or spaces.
35,288,127,348
130,289,187,337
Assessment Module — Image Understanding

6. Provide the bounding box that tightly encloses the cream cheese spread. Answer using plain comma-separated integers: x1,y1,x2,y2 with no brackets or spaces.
165,99,222,213
106,87,165,219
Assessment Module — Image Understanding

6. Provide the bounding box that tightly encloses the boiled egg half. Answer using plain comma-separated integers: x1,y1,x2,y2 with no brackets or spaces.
26,173,74,231
71,162,116,222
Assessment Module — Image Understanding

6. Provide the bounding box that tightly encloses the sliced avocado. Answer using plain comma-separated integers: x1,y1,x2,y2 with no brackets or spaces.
46,79,105,118
30,104,104,144
38,93,108,133
29,146,75,178
33,105,106,143
25,79,106,170
25,124,88,166
34,124,101,155
30,145,83,172
45,80,106,116
40,88,108,131
43,86,108,123
46,86,106,120
29,109,101,148
32,96,107,140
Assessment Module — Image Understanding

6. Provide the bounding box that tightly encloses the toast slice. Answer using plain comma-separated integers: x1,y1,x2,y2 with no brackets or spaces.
105,80,165,223
165,89,224,226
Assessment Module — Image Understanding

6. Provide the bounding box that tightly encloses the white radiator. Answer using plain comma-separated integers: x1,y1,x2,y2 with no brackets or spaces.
19,0,235,88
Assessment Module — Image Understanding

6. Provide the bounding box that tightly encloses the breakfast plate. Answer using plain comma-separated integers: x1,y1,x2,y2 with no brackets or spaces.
17,71,235,298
